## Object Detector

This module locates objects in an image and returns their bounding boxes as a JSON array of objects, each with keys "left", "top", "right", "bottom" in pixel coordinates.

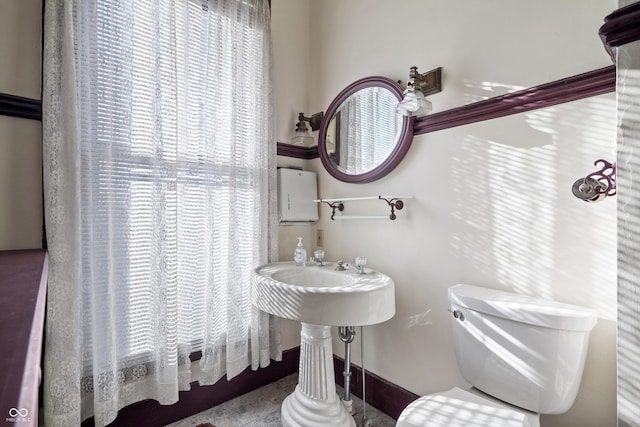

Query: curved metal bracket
[
  {"left": 321, "top": 200, "right": 344, "bottom": 220},
  {"left": 378, "top": 196, "right": 405, "bottom": 220},
  {"left": 584, "top": 159, "right": 616, "bottom": 196}
]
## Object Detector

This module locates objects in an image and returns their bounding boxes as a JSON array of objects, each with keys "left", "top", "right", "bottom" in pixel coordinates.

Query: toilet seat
[{"left": 396, "top": 387, "right": 539, "bottom": 427}]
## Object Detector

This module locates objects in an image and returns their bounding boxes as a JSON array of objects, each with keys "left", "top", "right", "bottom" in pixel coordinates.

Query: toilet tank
[{"left": 448, "top": 284, "right": 598, "bottom": 415}]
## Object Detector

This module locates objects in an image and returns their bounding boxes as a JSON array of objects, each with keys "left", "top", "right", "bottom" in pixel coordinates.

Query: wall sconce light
[
  {"left": 397, "top": 66, "right": 442, "bottom": 117},
  {"left": 290, "top": 111, "right": 324, "bottom": 147}
]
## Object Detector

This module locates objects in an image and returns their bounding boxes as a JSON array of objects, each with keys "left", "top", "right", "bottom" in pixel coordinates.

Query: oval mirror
[{"left": 318, "top": 76, "right": 414, "bottom": 183}]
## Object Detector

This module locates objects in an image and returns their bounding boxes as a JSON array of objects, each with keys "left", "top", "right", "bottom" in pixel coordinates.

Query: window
[{"left": 78, "top": 0, "right": 271, "bottom": 362}]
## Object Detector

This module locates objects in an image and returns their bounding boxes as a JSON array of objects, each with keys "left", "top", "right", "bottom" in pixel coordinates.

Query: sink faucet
[
  {"left": 335, "top": 257, "right": 366, "bottom": 273},
  {"left": 310, "top": 249, "right": 325, "bottom": 267}
]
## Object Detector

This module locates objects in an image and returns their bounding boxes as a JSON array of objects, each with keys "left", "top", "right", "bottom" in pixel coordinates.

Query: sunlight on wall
[
  {"left": 450, "top": 83, "right": 617, "bottom": 320},
  {"left": 617, "top": 49, "right": 640, "bottom": 426},
  {"left": 462, "top": 79, "right": 526, "bottom": 103}
]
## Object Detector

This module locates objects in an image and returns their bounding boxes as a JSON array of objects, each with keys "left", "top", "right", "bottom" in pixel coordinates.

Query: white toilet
[{"left": 397, "top": 284, "right": 598, "bottom": 427}]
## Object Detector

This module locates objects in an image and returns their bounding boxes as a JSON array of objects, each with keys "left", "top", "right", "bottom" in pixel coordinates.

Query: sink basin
[{"left": 252, "top": 261, "right": 395, "bottom": 326}]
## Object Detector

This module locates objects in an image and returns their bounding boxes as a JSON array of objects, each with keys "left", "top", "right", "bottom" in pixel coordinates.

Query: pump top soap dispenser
[{"left": 294, "top": 237, "right": 307, "bottom": 266}]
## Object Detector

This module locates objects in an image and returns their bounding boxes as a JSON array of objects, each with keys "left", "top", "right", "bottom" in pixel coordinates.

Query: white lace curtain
[{"left": 42, "top": 1, "right": 279, "bottom": 425}]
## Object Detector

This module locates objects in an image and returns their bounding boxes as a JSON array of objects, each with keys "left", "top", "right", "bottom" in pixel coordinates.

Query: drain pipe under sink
[{"left": 338, "top": 326, "right": 356, "bottom": 414}]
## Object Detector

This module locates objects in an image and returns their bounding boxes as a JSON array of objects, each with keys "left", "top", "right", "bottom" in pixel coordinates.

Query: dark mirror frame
[{"left": 318, "top": 76, "right": 415, "bottom": 184}]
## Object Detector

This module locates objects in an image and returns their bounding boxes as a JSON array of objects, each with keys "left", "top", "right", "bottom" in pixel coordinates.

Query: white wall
[
  {"left": 0, "top": 0, "right": 43, "bottom": 250},
  {"left": 272, "top": 0, "right": 313, "bottom": 350},
  {"left": 273, "top": 1, "right": 618, "bottom": 426}
]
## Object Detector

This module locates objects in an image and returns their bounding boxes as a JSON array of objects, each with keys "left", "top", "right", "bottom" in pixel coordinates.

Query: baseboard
[
  {"left": 82, "top": 347, "right": 300, "bottom": 427},
  {"left": 80, "top": 347, "right": 416, "bottom": 426},
  {"left": 333, "top": 355, "right": 419, "bottom": 420}
]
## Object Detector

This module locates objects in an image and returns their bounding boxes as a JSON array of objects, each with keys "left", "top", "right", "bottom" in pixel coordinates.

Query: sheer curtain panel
[{"left": 42, "top": 1, "right": 279, "bottom": 425}]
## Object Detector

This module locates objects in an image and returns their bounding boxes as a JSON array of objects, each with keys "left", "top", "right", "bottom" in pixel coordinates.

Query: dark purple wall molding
[
  {"left": 599, "top": 1, "right": 640, "bottom": 60},
  {"left": 413, "top": 66, "right": 615, "bottom": 136},
  {"left": 276, "top": 142, "right": 319, "bottom": 159},
  {"left": 82, "top": 347, "right": 300, "bottom": 427},
  {"left": 0, "top": 92, "right": 42, "bottom": 121},
  {"left": 333, "top": 356, "right": 419, "bottom": 421}
]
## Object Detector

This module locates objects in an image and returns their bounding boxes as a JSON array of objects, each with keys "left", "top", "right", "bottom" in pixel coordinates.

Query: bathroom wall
[
  {"left": 273, "top": 1, "right": 618, "bottom": 426},
  {"left": 0, "top": 0, "right": 43, "bottom": 250},
  {"left": 272, "top": 0, "right": 312, "bottom": 350},
  {"left": 0, "top": 1, "right": 621, "bottom": 424}
]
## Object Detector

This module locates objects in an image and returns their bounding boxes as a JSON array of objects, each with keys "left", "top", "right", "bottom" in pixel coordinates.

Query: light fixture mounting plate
[{"left": 416, "top": 67, "right": 442, "bottom": 97}]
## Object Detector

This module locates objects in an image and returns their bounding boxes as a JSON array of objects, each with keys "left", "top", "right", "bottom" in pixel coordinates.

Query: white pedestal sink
[{"left": 252, "top": 262, "right": 395, "bottom": 427}]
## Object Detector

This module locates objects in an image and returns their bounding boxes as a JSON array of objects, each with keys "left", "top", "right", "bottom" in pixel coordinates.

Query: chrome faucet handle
[
  {"left": 335, "top": 260, "right": 347, "bottom": 271},
  {"left": 312, "top": 249, "right": 325, "bottom": 266},
  {"left": 355, "top": 256, "right": 367, "bottom": 274}
]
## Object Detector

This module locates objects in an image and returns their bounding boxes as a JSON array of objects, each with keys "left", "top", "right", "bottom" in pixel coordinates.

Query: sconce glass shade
[
  {"left": 397, "top": 88, "right": 432, "bottom": 117},
  {"left": 290, "top": 111, "right": 323, "bottom": 147},
  {"left": 291, "top": 133, "right": 314, "bottom": 147},
  {"left": 291, "top": 123, "right": 314, "bottom": 147},
  {"left": 290, "top": 113, "right": 313, "bottom": 147}
]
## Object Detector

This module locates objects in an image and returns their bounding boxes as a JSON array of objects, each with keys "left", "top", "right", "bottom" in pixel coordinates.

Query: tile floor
[{"left": 166, "top": 373, "right": 397, "bottom": 427}]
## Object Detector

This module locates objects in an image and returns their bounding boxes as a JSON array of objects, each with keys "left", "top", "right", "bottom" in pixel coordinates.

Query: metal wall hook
[
  {"left": 572, "top": 159, "right": 616, "bottom": 202},
  {"left": 585, "top": 159, "right": 616, "bottom": 196}
]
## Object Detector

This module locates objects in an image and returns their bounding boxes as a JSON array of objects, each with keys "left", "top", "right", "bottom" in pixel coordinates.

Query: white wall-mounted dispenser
[{"left": 277, "top": 168, "right": 319, "bottom": 223}]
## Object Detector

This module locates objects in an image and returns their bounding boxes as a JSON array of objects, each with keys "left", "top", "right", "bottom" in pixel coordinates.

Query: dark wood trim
[
  {"left": 82, "top": 347, "right": 300, "bottom": 427},
  {"left": 599, "top": 1, "right": 640, "bottom": 60},
  {"left": 0, "top": 92, "right": 42, "bottom": 121},
  {"left": 333, "top": 356, "right": 419, "bottom": 421},
  {"left": 277, "top": 142, "right": 319, "bottom": 160},
  {"left": 413, "top": 65, "right": 615, "bottom": 136}
]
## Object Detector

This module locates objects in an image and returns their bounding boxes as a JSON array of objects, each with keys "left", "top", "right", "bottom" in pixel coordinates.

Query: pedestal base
[
  {"left": 281, "top": 385, "right": 356, "bottom": 427},
  {"left": 281, "top": 323, "right": 356, "bottom": 427}
]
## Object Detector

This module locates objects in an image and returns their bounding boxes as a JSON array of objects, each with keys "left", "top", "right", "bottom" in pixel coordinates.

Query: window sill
[{"left": 0, "top": 249, "right": 48, "bottom": 426}]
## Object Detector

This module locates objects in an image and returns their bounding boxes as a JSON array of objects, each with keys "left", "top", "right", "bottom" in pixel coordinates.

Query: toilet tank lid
[{"left": 448, "top": 284, "right": 598, "bottom": 332}]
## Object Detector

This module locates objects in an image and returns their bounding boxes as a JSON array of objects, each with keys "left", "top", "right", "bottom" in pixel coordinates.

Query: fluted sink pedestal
[{"left": 281, "top": 323, "right": 356, "bottom": 427}]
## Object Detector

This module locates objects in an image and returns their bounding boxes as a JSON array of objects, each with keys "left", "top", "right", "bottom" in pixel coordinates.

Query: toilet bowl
[{"left": 397, "top": 284, "right": 598, "bottom": 427}]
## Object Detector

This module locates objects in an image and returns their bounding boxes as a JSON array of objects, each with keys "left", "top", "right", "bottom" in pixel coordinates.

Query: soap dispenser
[{"left": 294, "top": 237, "right": 307, "bottom": 266}]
